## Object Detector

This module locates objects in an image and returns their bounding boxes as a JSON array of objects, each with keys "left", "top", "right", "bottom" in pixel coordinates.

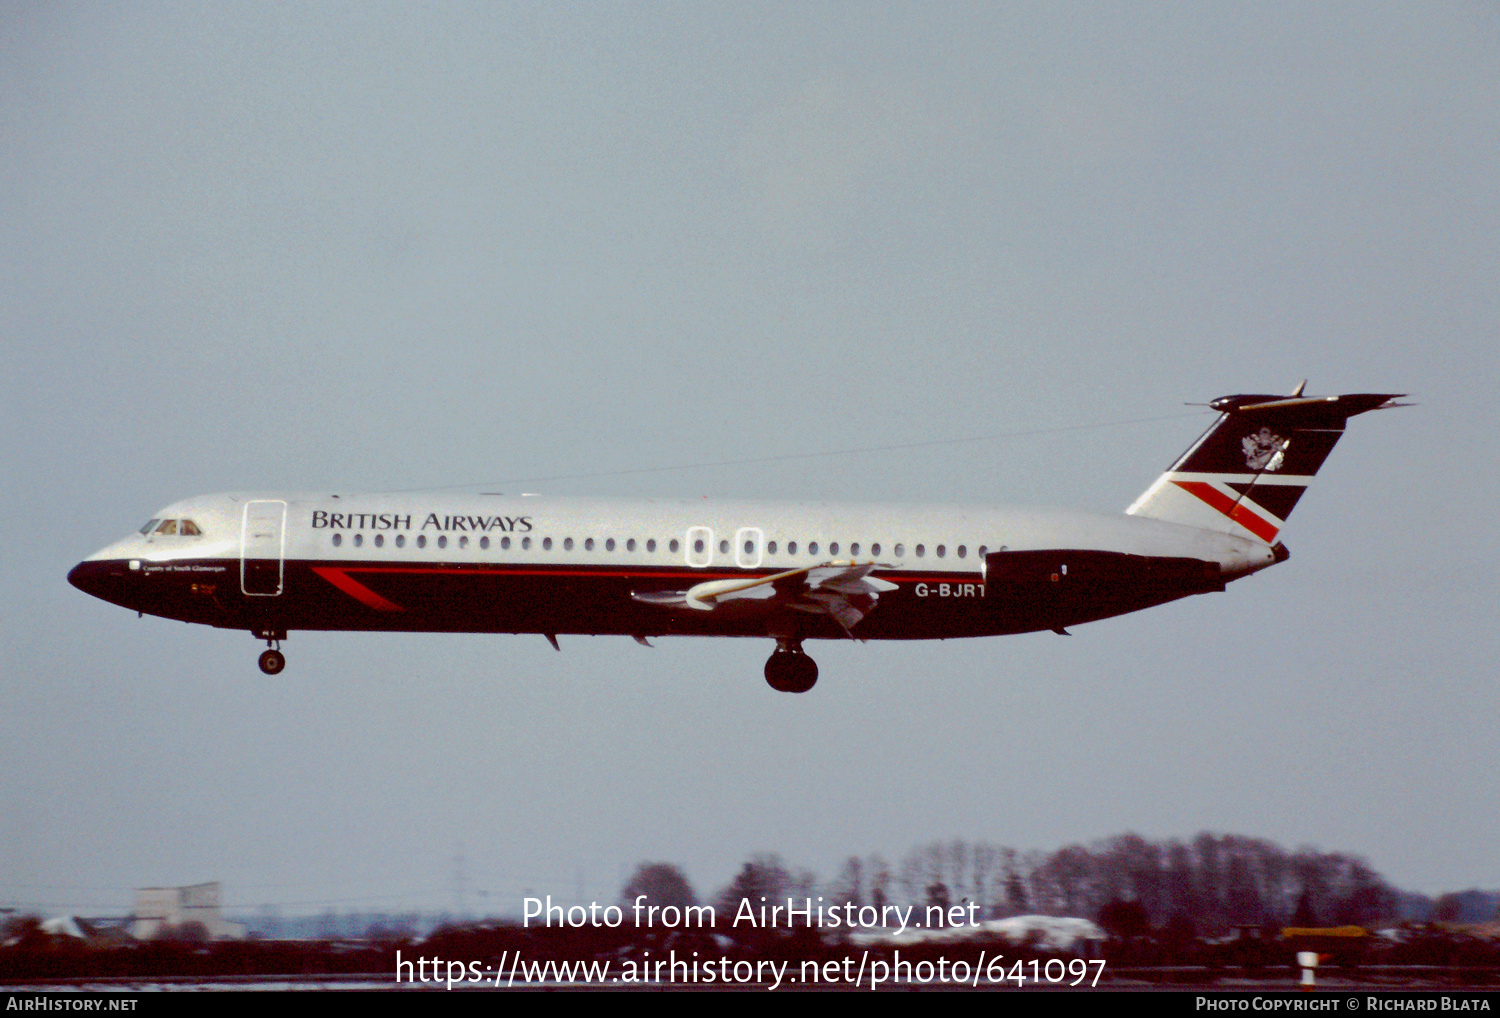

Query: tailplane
[{"left": 1127, "top": 388, "right": 1405, "bottom": 545}]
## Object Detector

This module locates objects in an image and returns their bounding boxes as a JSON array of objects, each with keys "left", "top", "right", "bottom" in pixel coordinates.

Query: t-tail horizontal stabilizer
[{"left": 1127, "top": 389, "right": 1405, "bottom": 545}]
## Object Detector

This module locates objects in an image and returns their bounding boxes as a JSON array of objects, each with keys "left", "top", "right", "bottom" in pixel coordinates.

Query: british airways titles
[{"left": 310, "top": 511, "right": 534, "bottom": 533}]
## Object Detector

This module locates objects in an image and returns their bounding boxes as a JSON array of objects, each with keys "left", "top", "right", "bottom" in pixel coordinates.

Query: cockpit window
[
  {"left": 147, "top": 518, "right": 202, "bottom": 537},
  {"left": 139, "top": 519, "right": 162, "bottom": 535}
]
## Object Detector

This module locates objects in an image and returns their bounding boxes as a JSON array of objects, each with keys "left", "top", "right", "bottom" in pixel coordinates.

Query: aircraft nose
[
  {"left": 68, "top": 558, "right": 133, "bottom": 606},
  {"left": 68, "top": 560, "right": 95, "bottom": 593}
]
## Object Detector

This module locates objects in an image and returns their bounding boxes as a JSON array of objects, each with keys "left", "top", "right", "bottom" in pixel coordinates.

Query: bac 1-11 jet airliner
[{"left": 69, "top": 388, "right": 1402, "bottom": 692}]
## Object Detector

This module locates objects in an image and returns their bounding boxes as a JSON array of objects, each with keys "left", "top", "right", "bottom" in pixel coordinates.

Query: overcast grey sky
[{"left": 3, "top": 2, "right": 1496, "bottom": 918}]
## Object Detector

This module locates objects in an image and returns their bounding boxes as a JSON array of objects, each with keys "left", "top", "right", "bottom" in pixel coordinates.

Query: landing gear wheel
[
  {"left": 765, "top": 653, "right": 792, "bottom": 692},
  {"left": 764, "top": 649, "right": 817, "bottom": 693},
  {"left": 787, "top": 653, "right": 817, "bottom": 693},
  {"left": 258, "top": 649, "right": 285, "bottom": 675}
]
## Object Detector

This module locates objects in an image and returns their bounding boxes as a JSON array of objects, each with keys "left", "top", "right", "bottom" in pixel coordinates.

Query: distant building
[{"left": 131, "top": 882, "right": 246, "bottom": 941}]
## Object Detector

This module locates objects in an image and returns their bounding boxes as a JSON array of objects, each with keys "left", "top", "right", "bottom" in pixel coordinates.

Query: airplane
[{"left": 68, "top": 387, "right": 1403, "bottom": 692}]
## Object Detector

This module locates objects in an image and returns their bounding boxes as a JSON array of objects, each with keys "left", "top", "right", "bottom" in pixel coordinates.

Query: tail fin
[{"left": 1127, "top": 389, "right": 1405, "bottom": 545}]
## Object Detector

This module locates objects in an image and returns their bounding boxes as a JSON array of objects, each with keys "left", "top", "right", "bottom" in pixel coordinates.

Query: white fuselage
[
  {"left": 72, "top": 490, "right": 1275, "bottom": 643},
  {"left": 67, "top": 388, "right": 1395, "bottom": 688}
]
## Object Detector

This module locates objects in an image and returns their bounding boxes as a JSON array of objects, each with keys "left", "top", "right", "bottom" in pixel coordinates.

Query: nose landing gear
[
  {"left": 255, "top": 629, "right": 287, "bottom": 675},
  {"left": 764, "top": 639, "right": 818, "bottom": 693}
]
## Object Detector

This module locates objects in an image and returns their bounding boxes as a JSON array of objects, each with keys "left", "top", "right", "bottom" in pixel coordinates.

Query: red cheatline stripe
[
  {"left": 310, "top": 563, "right": 969, "bottom": 609},
  {"left": 321, "top": 565, "right": 970, "bottom": 584},
  {"left": 311, "top": 567, "right": 406, "bottom": 612},
  {"left": 1172, "top": 481, "right": 1280, "bottom": 543}
]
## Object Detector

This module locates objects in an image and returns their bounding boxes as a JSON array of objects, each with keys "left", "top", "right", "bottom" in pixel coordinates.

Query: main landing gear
[
  {"left": 255, "top": 629, "right": 287, "bottom": 675},
  {"left": 764, "top": 639, "right": 818, "bottom": 693}
]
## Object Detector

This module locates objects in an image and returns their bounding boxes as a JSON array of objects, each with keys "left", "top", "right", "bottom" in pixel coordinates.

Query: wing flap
[{"left": 631, "top": 561, "right": 897, "bottom": 634}]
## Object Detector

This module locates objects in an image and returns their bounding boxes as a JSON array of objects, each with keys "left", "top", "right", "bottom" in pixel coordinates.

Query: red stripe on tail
[{"left": 1172, "top": 481, "right": 1281, "bottom": 543}]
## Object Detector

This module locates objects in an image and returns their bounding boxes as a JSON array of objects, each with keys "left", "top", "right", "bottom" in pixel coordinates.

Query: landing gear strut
[
  {"left": 255, "top": 629, "right": 287, "bottom": 675},
  {"left": 764, "top": 639, "right": 817, "bottom": 693}
]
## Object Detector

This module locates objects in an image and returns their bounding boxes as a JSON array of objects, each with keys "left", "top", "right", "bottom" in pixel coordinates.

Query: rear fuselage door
[{"left": 241, "top": 500, "right": 287, "bottom": 595}]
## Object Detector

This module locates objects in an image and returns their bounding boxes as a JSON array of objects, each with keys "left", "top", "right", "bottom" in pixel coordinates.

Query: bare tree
[
  {"left": 867, "top": 854, "right": 892, "bottom": 912},
  {"left": 715, "top": 853, "right": 793, "bottom": 916},
  {"left": 828, "top": 856, "right": 864, "bottom": 908},
  {"left": 620, "top": 862, "right": 697, "bottom": 911},
  {"left": 1036, "top": 844, "right": 1095, "bottom": 916},
  {"left": 971, "top": 841, "right": 999, "bottom": 918}
]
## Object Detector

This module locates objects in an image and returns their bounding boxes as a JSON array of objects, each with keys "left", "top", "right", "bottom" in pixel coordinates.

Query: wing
[{"left": 631, "top": 562, "right": 899, "bottom": 637}]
